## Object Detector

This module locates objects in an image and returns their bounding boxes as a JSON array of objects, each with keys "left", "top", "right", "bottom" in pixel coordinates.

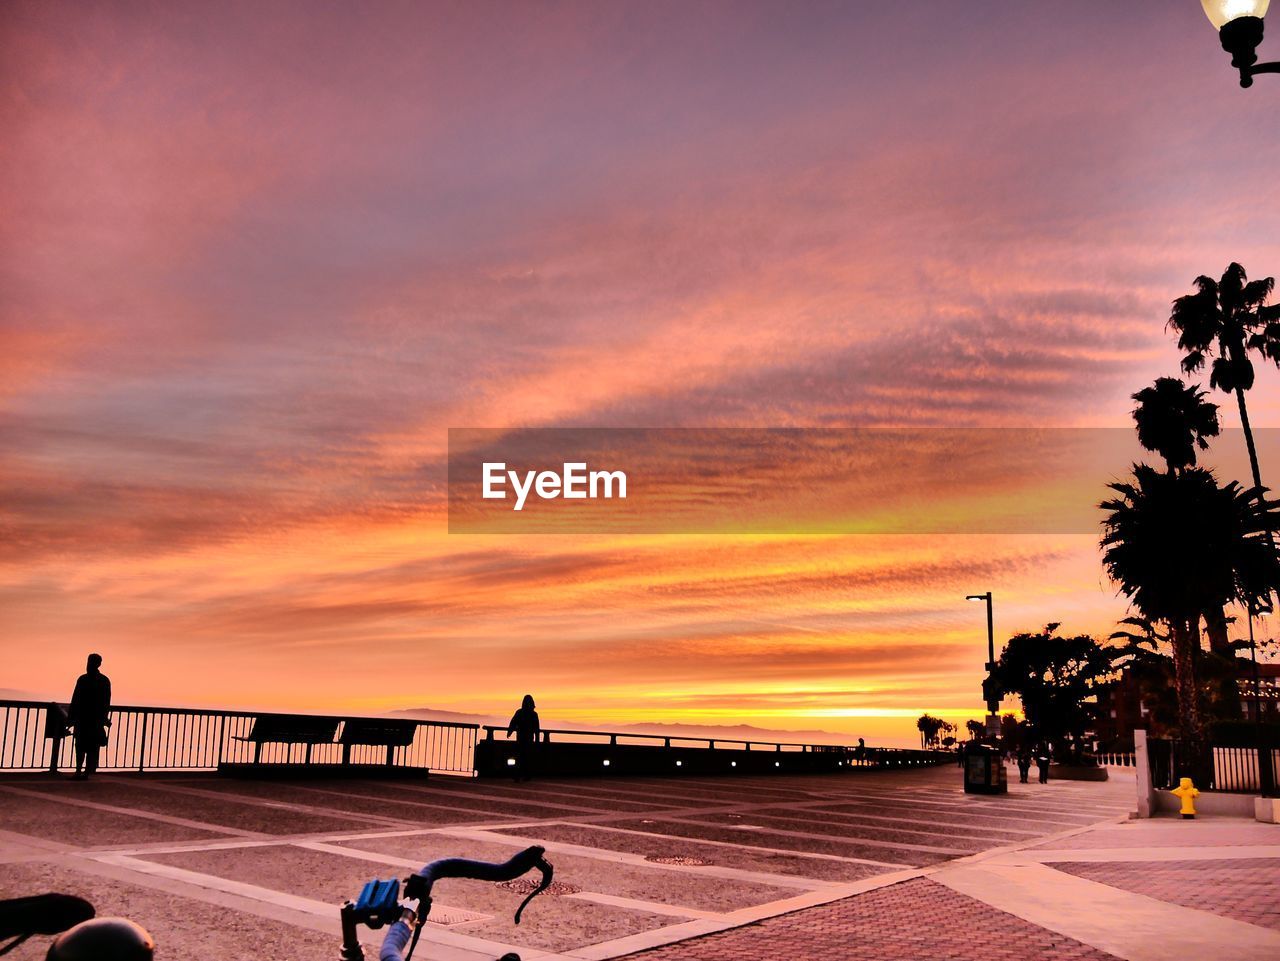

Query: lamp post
[
  {"left": 966, "top": 592, "right": 1001, "bottom": 738},
  {"left": 1248, "top": 604, "right": 1277, "bottom": 797},
  {"left": 1201, "top": 1, "right": 1280, "bottom": 86}
]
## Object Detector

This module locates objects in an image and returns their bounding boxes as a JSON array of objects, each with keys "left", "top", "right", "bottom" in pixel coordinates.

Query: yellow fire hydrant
[{"left": 1171, "top": 777, "right": 1199, "bottom": 819}]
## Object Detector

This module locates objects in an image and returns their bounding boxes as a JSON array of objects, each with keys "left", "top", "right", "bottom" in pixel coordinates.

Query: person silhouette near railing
[
  {"left": 506, "top": 695, "right": 540, "bottom": 783},
  {"left": 67, "top": 654, "right": 111, "bottom": 780}
]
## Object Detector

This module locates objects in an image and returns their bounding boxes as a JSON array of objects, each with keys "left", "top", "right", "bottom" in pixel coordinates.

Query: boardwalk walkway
[{"left": 0, "top": 764, "right": 1197, "bottom": 960}]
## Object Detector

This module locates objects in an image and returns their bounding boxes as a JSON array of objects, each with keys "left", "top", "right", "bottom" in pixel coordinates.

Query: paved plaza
[{"left": 1, "top": 765, "right": 1275, "bottom": 960}]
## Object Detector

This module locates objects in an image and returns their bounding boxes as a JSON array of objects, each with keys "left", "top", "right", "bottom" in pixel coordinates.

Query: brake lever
[{"left": 513, "top": 858, "right": 553, "bottom": 925}]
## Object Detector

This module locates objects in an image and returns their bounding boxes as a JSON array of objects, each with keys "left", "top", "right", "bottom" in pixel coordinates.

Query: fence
[
  {"left": 0, "top": 700, "right": 477, "bottom": 776},
  {"left": 1147, "top": 736, "right": 1280, "bottom": 793},
  {"left": 1096, "top": 751, "right": 1137, "bottom": 767},
  {"left": 1, "top": 698, "right": 951, "bottom": 780}
]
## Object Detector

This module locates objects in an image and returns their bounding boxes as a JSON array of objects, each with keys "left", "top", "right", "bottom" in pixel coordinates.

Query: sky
[{"left": 3, "top": 1, "right": 1280, "bottom": 746}]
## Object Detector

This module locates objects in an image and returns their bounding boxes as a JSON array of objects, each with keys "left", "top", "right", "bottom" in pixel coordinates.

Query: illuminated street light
[{"left": 1202, "top": 0, "right": 1279, "bottom": 86}]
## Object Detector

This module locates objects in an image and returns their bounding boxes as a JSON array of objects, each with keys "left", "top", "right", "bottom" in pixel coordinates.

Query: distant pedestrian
[
  {"left": 506, "top": 694, "right": 540, "bottom": 782},
  {"left": 854, "top": 737, "right": 866, "bottom": 763},
  {"left": 957, "top": 741, "right": 967, "bottom": 767},
  {"left": 1016, "top": 753, "right": 1032, "bottom": 784},
  {"left": 68, "top": 654, "right": 111, "bottom": 780},
  {"left": 1035, "top": 751, "right": 1050, "bottom": 784}
]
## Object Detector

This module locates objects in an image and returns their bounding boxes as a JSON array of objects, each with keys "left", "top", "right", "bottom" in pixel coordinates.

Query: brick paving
[
  {"left": 1054, "top": 859, "right": 1280, "bottom": 933},
  {"left": 624, "top": 878, "right": 1123, "bottom": 961},
  {"left": 0, "top": 766, "right": 1144, "bottom": 959}
]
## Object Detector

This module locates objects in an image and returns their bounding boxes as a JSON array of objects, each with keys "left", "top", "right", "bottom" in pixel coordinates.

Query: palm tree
[
  {"left": 1131, "top": 378, "right": 1233, "bottom": 652},
  {"left": 1168, "top": 263, "right": 1279, "bottom": 499},
  {"left": 916, "top": 713, "right": 944, "bottom": 749},
  {"left": 1131, "top": 378, "right": 1220, "bottom": 475},
  {"left": 1100, "top": 465, "right": 1276, "bottom": 757}
]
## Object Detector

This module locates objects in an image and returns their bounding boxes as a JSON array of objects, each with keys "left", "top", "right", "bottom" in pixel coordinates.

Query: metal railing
[
  {"left": 1146, "top": 736, "right": 1279, "bottom": 793},
  {"left": 1096, "top": 751, "right": 1137, "bottom": 767},
  {"left": 481, "top": 725, "right": 952, "bottom": 767},
  {"left": 0, "top": 700, "right": 477, "bottom": 776}
]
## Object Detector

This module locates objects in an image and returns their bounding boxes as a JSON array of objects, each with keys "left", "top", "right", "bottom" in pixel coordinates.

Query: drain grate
[
  {"left": 645, "top": 855, "right": 712, "bottom": 866},
  {"left": 426, "top": 906, "right": 493, "bottom": 927},
  {"left": 496, "top": 878, "right": 581, "bottom": 896}
]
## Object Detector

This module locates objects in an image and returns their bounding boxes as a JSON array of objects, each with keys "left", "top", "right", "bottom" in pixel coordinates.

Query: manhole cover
[
  {"left": 426, "top": 906, "right": 493, "bottom": 927},
  {"left": 496, "top": 878, "right": 580, "bottom": 896},
  {"left": 645, "top": 855, "right": 712, "bottom": 866}
]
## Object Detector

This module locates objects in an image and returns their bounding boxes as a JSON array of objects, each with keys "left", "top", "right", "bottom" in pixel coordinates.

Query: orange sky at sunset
[{"left": 4, "top": 2, "right": 1280, "bottom": 746}]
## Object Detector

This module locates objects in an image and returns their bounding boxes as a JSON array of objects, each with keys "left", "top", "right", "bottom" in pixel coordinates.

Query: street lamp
[
  {"left": 1202, "top": 0, "right": 1280, "bottom": 86},
  {"left": 966, "top": 592, "right": 1001, "bottom": 736}
]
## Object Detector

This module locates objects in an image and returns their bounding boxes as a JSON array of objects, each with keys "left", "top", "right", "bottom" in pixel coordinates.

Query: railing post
[
  {"left": 137, "top": 713, "right": 148, "bottom": 773},
  {"left": 215, "top": 715, "right": 227, "bottom": 770},
  {"left": 46, "top": 702, "right": 64, "bottom": 774}
]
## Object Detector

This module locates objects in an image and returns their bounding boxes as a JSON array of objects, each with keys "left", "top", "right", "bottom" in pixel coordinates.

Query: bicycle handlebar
[
  {"left": 406, "top": 845, "right": 552, "bottom": 923},
  {"left": 339, "top": 845, "right": 553, "bottom": 961}
]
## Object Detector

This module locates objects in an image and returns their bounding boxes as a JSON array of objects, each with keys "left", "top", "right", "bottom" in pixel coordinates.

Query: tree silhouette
[
  {"left": 1131, "top": 378, "right": 1220, "bottom": 475},
  {"left": 1100, "top": 465, "right": 1277, "bottom": 759},
  {"left": 1168, "top": 263, "right": 1279, "bottom": 508},
  {"left": 991, "top": 623, "right": 1118, "bottom": 758},
  {"left": 1131, "top": 377, "right": 1233, "bottom": 653},
  {"left": 915, "top": 713, "right": 945, "bottom": 749}
]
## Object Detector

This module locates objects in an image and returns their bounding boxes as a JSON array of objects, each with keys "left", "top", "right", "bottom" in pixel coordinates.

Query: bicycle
[{"left": 339, "top": 844, "right": 554, "bottom": 961}]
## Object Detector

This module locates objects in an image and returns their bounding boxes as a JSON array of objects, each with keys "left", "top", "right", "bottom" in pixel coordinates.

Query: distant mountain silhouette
[{"left": 390, "top": 707, "right": 853, "bottom": 746}]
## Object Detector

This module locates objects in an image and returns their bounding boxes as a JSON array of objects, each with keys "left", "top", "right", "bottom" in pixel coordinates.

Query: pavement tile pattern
[
  {"left": 623, "top": 877, "right": 1124, "bottom": 961},
  {"left": 1053, "top": 858, "right": 1280, "bottom": 932},
  {"left": 0, "top": 765, "right": 1138, "bottom": 960}
]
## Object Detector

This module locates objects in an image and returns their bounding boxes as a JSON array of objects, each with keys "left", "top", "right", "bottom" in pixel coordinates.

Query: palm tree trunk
[
  {"left": 1204, "top": 604, "right": 1232, "bottom": 655},
  {"left": 1171, "top": 616, "right": 1210, "bottom": 785},
  {"left": 1236, "top": 388, "right": 1265, "bottom": 493},
  {"left": 1171, "top": 616, "right": 1204, "bottom": 738}
]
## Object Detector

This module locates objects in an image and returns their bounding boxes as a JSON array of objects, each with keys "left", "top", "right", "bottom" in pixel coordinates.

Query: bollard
[{"left": 1171, "top": 776, "right": 1199, "bottom": 819}]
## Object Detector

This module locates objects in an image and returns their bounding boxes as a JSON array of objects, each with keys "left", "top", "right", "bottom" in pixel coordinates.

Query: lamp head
[
  {"left": 1202, "top": 0, "right": 1270, "bottom": 29},
  {"left": 1203, "top": 2, "right": 1270, "bottom": 84}
]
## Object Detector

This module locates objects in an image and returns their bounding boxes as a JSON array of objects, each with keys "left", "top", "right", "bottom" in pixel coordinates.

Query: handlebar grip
[
  {"left": 405, "top": 846, "right": 553, "bottom": 926},
  {"left": 412, "top": 845, "right": 546, "bottom": 889}
]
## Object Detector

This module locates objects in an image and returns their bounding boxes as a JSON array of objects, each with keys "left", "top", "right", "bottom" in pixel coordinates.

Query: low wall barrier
[{"left": 474, "top": 726, "right": 952, "bottom": 778}]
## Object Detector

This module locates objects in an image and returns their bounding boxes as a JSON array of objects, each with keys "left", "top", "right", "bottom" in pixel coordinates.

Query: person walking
[
  {"left": 1016, "top": 752, "right": 1032, "bottom": 784},
  {"left": 506, "top": 694, "right": 540, "bottom": 783},
  {"left": 68, "top": 653, "right": 111, "bottom": 780}
]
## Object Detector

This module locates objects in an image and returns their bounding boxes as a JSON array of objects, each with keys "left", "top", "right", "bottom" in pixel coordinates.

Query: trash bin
[{"left": 963, "top": 744, "right": 1007, "bottom": 795}]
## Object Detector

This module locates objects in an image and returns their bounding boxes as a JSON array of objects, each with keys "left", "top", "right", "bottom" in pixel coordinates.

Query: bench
[
  {"left": 340, "top": 718, "right": 418, "bottom": 767},
  {"left": 234, "top": 715, "right": 339, "bottom": 765}
]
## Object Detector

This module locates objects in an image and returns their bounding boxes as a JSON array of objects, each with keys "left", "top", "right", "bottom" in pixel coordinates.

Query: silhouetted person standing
[
  {"left": 68, "top": 654, "right": 111, "bottom": 780},
  {"left": 506, "top": 694, "right": 540, "bottom": 783},
  {"left": 1035, "top": 750, "right": 1050, "bottom": 784},
  {"left": 1016, "top": 752, "right": 1032, "bottom": 784}
]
